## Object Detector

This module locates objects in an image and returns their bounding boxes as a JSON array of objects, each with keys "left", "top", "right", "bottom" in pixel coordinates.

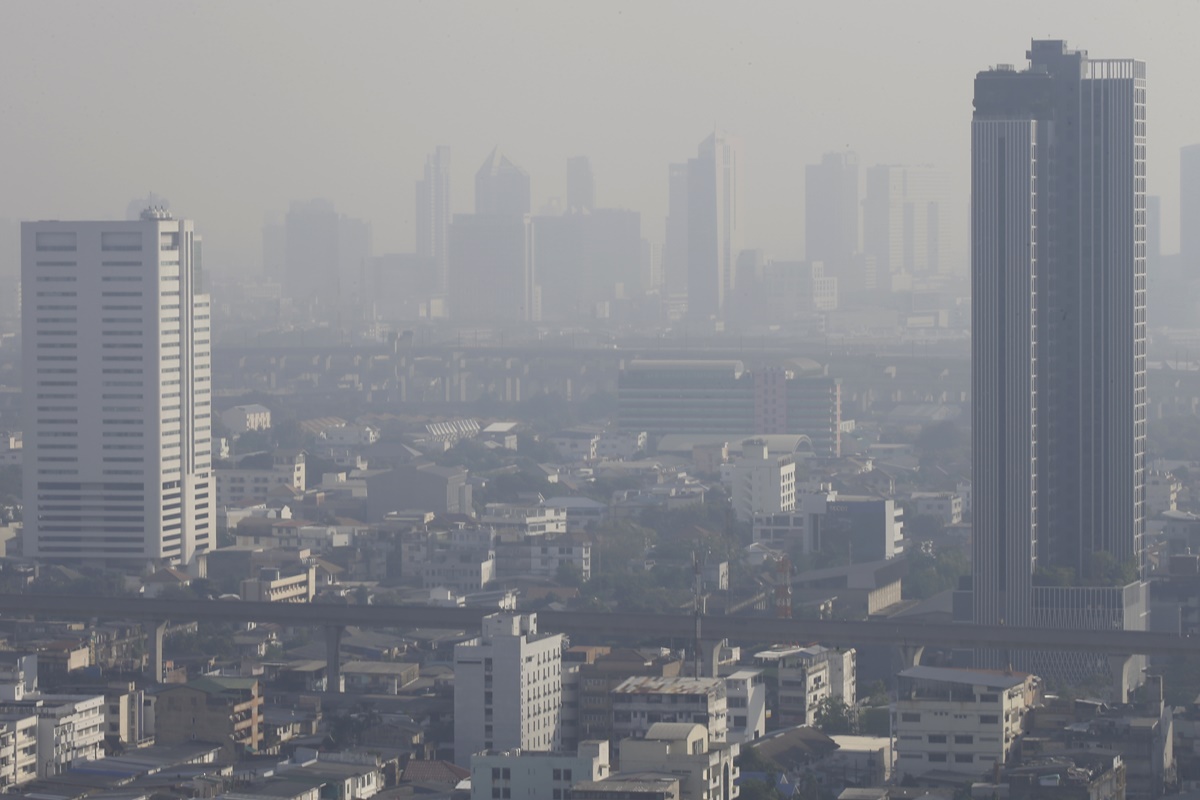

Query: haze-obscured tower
[
  {"left": 475, "top": 147, "right": 531, "bottom": 218},
  {"left": 284, "top": 199, "right": 340, "bottom": 313},
  {"left": 417, "top": 146, "right": 451, "bottom": 292},
  {"left": 22, "top": 210, "right": 212, "bottom": 565},
  {"left": 566, "top": 156, "right": 595, "bottom": 212},
  {"left": 687, "top": 131, "right": 743, "bottom": 321},
  {"left": 1180, "top": 145, "right": 1200, "bottom": 270},
  {"left": 449, "top": 149, "right": 536, "bottom": 322},
  {"left": 971, "top": 41, "right": 1146, "bottom": 676},
  {"left": 805, "top": 152, "right": 859, "bottom": 267}
]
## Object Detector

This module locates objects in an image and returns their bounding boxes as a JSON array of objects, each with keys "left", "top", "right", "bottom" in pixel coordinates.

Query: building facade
[
  {"left": 892, "top": 666, "right": 1039, "bottom": 779},
  {"left": 454, "top": 613, "right": 564, "bottom": 766},
  {"left": 970, "top": 40, "right": 1147, "bottom": 683},
  {"left": 22, "top": 212, "right": 213, "bottom": 565}
]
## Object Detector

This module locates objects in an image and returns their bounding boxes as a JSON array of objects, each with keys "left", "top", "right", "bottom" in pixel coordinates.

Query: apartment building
[
  {"left": 611, "top": 677, "right": 728, "bottom": 747},
  {"left": 892, "top": 666, "right": 1040, "bottom": 778},
  {"left": 469, "top": 740, "right": 611, "bottom": 800},
  {"left": 454, "top": 613, "right": 564, "bottom": 766}
]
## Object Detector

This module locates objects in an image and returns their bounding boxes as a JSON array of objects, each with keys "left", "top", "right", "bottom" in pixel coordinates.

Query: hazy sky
[{"left": 3, "top": 1, "right": 1199, "bottom": 272}]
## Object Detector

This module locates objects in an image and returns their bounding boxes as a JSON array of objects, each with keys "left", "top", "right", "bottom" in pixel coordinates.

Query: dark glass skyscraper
[{"left": 970, "top": 41, "right": 1147, "bottom": 679}]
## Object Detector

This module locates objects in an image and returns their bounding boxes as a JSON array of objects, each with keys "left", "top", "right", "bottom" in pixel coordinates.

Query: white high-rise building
[
  {"left": 22, "top": 210, "right": 213, "bottom": 565},
  {"left": 730, "top": 439, "right": 796, "bottom": 523},
  {"left": 454, "top": 612, "right": 563, "bottom": 766}
]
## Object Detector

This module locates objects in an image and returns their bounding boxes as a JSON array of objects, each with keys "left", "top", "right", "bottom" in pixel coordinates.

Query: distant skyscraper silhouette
[
  {"left": 863, "top": 164, "right": 949, "bottom": 281},
  {"left": 566, "top": 156, "right": 595, "bottom": 212},
  {"left": 663, "top": 162, "right": 690, "bottom": 307},
  {"left": 475, "top": 147, "right": 531, "bottom": 217},
  {"left": 805, "top": 152, "right": 859, "bottom": 267},
  {"left": 284, "top": 199, "right": 340, "bottom": 313},
  {"left": 970, "top": 40, "right": 1146, "bottom": 681},
  {"left": 686, "top": 131, "right": 743, "bottom": 322},
  {"left": 1180, "top": 145, "right": 1200, "bottom": 270},
  {"left": 416, "top": 146, "right": 451, "bottom": 293}
]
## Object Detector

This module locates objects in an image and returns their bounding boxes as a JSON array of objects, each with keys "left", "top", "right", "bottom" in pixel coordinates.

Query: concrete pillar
[
  {"left": 699, "top": 639, "right": 725, "bottom": 678},
  {"left": 898, "top": 644, "right": 925, "bottom": 669},
  {"left": 326, "top": 625, "right": 344, "bottom": 693},
  {"left": 1106, "top": 653, "right": 1132, "bottom": 704},
  {"left": 143, "top": 620, "right": 167, "bottom": 683}
]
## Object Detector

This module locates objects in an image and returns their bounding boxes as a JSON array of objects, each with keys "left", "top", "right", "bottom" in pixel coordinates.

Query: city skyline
[{"left": 4, "top": 2, "right": 1200, "bottom": 274}]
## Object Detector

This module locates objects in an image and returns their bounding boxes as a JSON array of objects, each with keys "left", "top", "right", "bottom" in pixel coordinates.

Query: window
[
  {"left": 927, "top": 734, "right": 946, "bottom": 743},
  {"left": 980, "top": 693, "right": 999, "bottom": 703},
  {"left": 928, "top": 753, "right": 947, "bottom": 763},
  {"left": 955, "top": 734, "right": 974, "bottom": 744},
  {"left": 901, "top": 712, "right": 921, "bottom": 723},
  {"left": 980, "top": 714, "right": 999, "bottom": 724},
  {"left": 955, "top": 754, "right": 974, "bottom": 763}
]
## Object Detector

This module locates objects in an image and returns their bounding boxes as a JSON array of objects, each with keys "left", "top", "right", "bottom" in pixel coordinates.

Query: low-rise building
[
  {"left": 0, "top": 694, "right": 105, "bottom": 777},
  {"left": 469, "top": 740, "right": 611, "bottom": 800},
  {"left": 611, "top": 677, "right": 728, "bottom": 748},
  {"left": 910, "top": 492, "right": 964, "bottom": 526},
  {"left": 217, "top": 451, "right": 306, "bottom": 509},
  {"left": 240, "top": 564, "right": 316, "bottom": 603},
  {"left": 0, "top": 714, "right": 38, "bottom": 788},
  {"left": 220, "top": 404, "right": 272, "bottom": 434},
  {"left": 155, "top": 676, "right": 264, "bottom": 759},
  {"left": 892, "top": 666, "right": 1040, "bottom": 779},
  {"left": 723, "top": 669, "right": 767, "bottom": 744},
  {"left": 618, "top": 722, "right": 739, "bottom": 800}
]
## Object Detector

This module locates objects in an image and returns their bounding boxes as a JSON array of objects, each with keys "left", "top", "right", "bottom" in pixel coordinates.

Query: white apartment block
[
  {"left": 220, "top": 404, "right": 271, "bottom": 434},
  {"left": 240, "top": 565, "right": 316, "bottom": 602},
  {"left": 1147, "top": 471, "right": 1181, "bottom": 517},
  {"left": 216, "top": 451, "right": 306, "bottom": 509},
  {"left": 454, "top": 613, "right": 564, "bottom": 766},
  {"left": 731, "top": 440, "right": 796, "bottom": 523},
  {"left": 754, "top": 645, "right": 856, "bottom": 727},
  {"left": 482, "top": 503, "right": 567, "bottom": 536},
  {"left": 611, "top": 677, "right": 728, "bottom": 747},
  {"left": 619, "top": 722, "right": 740, "bottom": 800},
  {"left": 723, "top": 669, "right": 767, "bottom": 744},
  {"left": 0, "top": 694, "right": 105, "bottom": 777},
  {"left": 596, "top": 431, "right": 647, "bottom": 461},
  {"left": 910, "top": 492, "right": 964, "bottom": 526},
  {"left": 547, "top": 430, "right": 601, "bottom": 463},
  {"left": 0, "top": 714, "right": 37, "bottom": 789},
  {"left": 892, "top": 666, "right": 1039, "bottom": 778},
  {"left": 22, "top": 212, "right": 213, "bottom": 565},
  {"left": 470, "top": 740, "right": 611, "bottom": 800}
]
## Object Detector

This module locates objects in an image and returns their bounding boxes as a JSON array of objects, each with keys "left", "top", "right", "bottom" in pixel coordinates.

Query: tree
[{"left": 812, "top": 696, "right": 858, "bottom": 735}]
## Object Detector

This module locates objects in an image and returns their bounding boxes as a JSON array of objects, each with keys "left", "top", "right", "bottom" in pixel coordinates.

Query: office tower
[
  {"left": 337, "top": 215, "right": 373, "bottom": 314},
  {"left": 261, "top": 213, "right": 284, "bottom": 281},
  {"left": 863, "top": 164, "right": 951, "bottom": 281},
  {"left": 283, "top": 198, "right": 339, "bottom": 313},
  {"left": 566, "top": 155, "right": 595, "bottom": 212},
  {"left": 454, "top": 613, "right": 563, "bottom": 766},
  {"left": 971, "top": 41, "right": 1146, "bottom": 675},
  {"left": 687, "top": 131, "right": 744, "bottom": 321},
  {"left": 1181, "top": 145, "right": 1200, "bottom": 270},
  {"left": 416, "top": 145, "right": 451, "bottom": 292},
  {"left": 475, "top": 147, "right": 531, "bottom": 217},
  {"left": 534, "top": 208, "right": 641, "bottom": 320},
  {"left": 805, "top": 152, "right": 859, "bottom": 267},
  {"left": 22, "top": 209, "right": 212, "bottom": 565},
  {"left": 448, "top": 213, "right": 535, "bottom": 323},
  {"left": 663, "top": 162, "right": 690, "bottom": 305}
]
